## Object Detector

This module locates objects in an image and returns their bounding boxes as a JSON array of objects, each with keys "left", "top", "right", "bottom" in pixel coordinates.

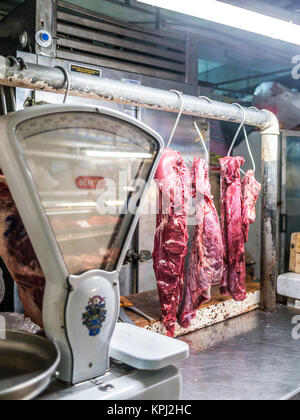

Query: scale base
[{"left": 38, "top": 362, "right": 182, "bottom": 400}]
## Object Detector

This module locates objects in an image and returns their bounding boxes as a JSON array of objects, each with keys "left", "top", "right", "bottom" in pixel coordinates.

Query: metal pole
[
  {"left": 0, "top": 85, "right": 7, "bottom": 115},
  {"left": 0, "top": 55, "right": 270, "bottom": 127},
  {"left": 260, "top": 112, "right": 280, "bottom": 313}
]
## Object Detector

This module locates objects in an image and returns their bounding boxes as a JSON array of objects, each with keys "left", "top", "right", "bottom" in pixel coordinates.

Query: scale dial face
[{"left": 15, "top": 111, "right": 159, "bottom": 275}]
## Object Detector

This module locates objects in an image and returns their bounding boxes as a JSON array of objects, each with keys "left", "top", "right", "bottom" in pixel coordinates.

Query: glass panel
[
  {"left": 15, "top": 112, "right": 159, "bottom": 275},
  {"left": 285, "top": 136, "right": 300, "bottom": 270}
]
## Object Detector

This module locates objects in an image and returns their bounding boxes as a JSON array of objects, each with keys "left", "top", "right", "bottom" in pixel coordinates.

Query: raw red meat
[
  {"left": 0, "top": 175, "right": 107, "bottom": 328},
  {"left": 152, "top": 148, "right": 190, "bottom": 337},
  {"left": 220, "top": 156, "right": 247, "bottom": 301},
  {"left": 242, "top": 170, "right": 261, "bottom": 242},
  {"left": 0, "top": 175, "right": 45, "bottom": 327},
  {"left": 178, "top": 158, "right": 223, "bottom": 328}
]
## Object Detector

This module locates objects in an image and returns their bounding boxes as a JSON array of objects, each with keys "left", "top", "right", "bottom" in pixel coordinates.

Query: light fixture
[
  {"left": 137, "top": 0, "right": 300, "bottom": 46},
  {"left": 85, "top": 151, "right": 153, "bottom": 159},
  {"left": 25, "top": 149, "right": 153, "bottom": 160}
]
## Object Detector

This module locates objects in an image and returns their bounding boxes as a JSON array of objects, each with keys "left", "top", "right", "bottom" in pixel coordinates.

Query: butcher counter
[
  {"left": 178, "top": 305, "right": 300, "bottom": 400},
  {"left": 1, "top": 304, "right": 299, "bottom": 400}
]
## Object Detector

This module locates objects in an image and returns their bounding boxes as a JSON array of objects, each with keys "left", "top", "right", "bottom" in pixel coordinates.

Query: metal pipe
[
  {"left": 0, "top": 55, "right": 270, "bottom": 128},
  {"left": 260, "top": 111, "right": 280, "bottom": 313}
]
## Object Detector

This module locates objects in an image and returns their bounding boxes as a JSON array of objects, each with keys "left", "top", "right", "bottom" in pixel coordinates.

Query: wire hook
[
  {"left": 193, "top": 120, "right": 209, "bottom": 163},
  {"left": 227, "top": 103, "right": 247, "bottom": 157},
  {"left": 228, "top": 103, "right": 256, "bottom": 174},
  {"left": 198, "top": 96, "right": 213, "bottom": 103},
  {"left": 167, "top": 90, "right": 184, "bottom": 148},
  {"left": 243, "top": 126, "right": 256, "bottom": 174},
  {"left": 55, "top": 66, "right": 70, "bottom": 104}
]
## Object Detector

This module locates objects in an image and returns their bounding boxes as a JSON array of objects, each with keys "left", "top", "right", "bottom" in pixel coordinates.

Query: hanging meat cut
[
  {"left": 220, "top": 156, "right": 246, "bottom": 301},
  {"left": 242, "top": 170, "right": 261, "bottom": 242},
  {"left": 152, "top": 148, "right": 190, "bottom": 337},
  {"left": 0, "top": 175, "right": 45, "bottom": 327},
  {"left": 0, "top": 175, "right": 109, "bottom": 328},
  {"left": 178, "top": 158, "right": 223, "bottom": 328},
  {"left": 220, "top": 157, "right": 261, "bottom": 301}
]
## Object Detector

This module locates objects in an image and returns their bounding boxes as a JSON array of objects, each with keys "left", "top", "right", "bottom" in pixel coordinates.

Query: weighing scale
[{"left": 0, "top": 105, "right": 189, "bottom": 400}]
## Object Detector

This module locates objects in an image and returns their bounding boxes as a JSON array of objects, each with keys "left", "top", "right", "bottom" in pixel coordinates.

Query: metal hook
[
  {"left": 228, "top": 103, "right": 256, "bottom": 174},
  {"left": 193, "top": 120, "right": 209, "bottom": 163},
  {"left": 167, "top": 90, "right": 184, "bottom": 148},
  {"left": 6, "top": 56, "right": 28, "bottom": 71},
  {"left": 7, "top": 56, "right": 19, "bottom": 68},
  {"left": 243, "top": 126, "right": 256, "bottom": 173},
  {"left": 198, "top": 96, "right": 213, "bottom": 103},
  {"left": 227, "top": 103, "right": 247, "bottom": 157},
  {"left": 17, "top": 57, "right": 28, "bottom": 70},
  {"left": 249, "top": 105, "right": 272, "bottom": 128},
  {"left": 55, "top": 66, "right": 70, "bottom": 104}
]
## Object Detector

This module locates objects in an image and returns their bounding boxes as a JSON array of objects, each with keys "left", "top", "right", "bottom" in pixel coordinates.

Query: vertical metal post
[
  {"left": 280, "top": 131, "right": 287, "bottom": 275},
  {"left": 260, "top": 111, "right": 280, "bottom": 312},
  {"left": 0, "top": 86, "right": 7, "bottom": 115},
  {"left": 35, "top": 0, "right": 56, "bottom": 57}
]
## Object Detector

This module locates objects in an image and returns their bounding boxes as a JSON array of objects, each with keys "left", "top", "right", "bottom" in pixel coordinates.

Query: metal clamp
[
  {"left": 98, "top": 384, "right": 115, "bottom": 392},
  {"left": 7, "top": 56, "right": 28, "bottom": 70}
]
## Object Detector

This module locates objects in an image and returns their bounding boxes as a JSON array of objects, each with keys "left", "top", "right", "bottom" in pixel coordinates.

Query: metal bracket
[
  {"left": 125, "top": 249, "right": 152, "bottom": 264},
  {"left": 280, "top": 214, "right": 288, "bottom": 233}
]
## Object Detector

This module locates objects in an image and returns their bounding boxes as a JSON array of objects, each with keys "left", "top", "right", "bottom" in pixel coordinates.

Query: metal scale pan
[{"left": 0, "top": 330, "right": 60, "bottom": 400}]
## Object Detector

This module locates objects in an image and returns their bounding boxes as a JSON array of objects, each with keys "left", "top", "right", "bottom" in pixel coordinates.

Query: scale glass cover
[{"left": 15, "top": 107, "right": 160, "bottom": 274}]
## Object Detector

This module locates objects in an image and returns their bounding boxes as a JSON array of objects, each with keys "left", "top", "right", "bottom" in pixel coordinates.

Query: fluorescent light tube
[
  {"left": 137, "top": 0, "right": 300, "bottom": 46},
  {"left": 85, "top": 151, "right": 153, "bottom": 159},
  {"left": 25, "top": 150, "right": 152, "bottom": 160}
]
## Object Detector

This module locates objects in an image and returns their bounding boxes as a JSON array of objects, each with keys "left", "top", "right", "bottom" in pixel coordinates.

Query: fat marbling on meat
[
  {"left": 242, "top": 170, "right": 262, "bottom": 242},
  {"left": 220, "top": 157, "right": 261, "bottom": 301},
  {"left": 220, "top": 156, "right": 246, "bottom": 301},
  {"left": 0, "top": 175, "right": 45, "bottom": 327},
  {"left": 178, "top": 158, "right": 223, "bottom": 328},
  {"left": 152, "top": 148, "right": 190, "bottom": 337},
  {"left": 0, "top": 174, "right": 115, "bottom": 329}
]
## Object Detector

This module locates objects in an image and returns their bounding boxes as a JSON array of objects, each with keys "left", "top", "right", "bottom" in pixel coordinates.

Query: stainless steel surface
[
  {"left": 39, "top": 362, "right": 182, "bottom": 400},
  {"left": 179, "top": 305, "right": 300, "bottom": 400},
  {"left": 0, "top": 54, "right": 270, "bottom": 128},
  {"left": 0, "top": 330, "right": 60, "bottom": 400}
]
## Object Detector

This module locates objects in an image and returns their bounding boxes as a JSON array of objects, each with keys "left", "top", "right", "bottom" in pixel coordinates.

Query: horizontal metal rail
[
  {"left": 0, "top": 54, "right": 279, "bottom": 313},
  {"left": 0, "top": 55, "right": 270, "bottom": 128}
]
